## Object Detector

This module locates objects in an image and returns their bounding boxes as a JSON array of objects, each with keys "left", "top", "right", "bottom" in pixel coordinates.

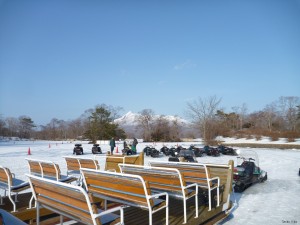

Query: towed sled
[
  {"left": 233, "top": 150, "right": 267, "bottom": 192},
  {"left": 169, "top": 149, "right": 198, "bottom": 162}
]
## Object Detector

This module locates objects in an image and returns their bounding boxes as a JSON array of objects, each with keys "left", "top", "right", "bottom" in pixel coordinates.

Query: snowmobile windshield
[{"left": 237, "top": 150, "right": 259, "bottom": 167}]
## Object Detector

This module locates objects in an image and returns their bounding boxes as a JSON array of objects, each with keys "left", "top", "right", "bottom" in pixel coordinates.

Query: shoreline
[{"left": 223, "top": 142, "right": 300, "bottom": 149}]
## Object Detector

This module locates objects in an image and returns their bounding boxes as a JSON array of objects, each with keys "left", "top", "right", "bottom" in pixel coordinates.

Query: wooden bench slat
[
  {"left": 81, "top": 168, "right": 168, "bottom": 225},
  {"left": 148, "top": 161, "right": 222, "bottom": 212},
  {"left": 26, "top": 159, "right": 75, "bottom": 183},
  {"left": 119, "top": 164, "right": 198, "bottom": 224},
  {"left": 28, "top": 174, "right": 123, "bottom": 225}
]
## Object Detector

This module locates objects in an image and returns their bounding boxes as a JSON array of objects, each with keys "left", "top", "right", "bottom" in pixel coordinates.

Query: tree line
[{"left": 0, "top": 96, "right": 299, "bottom": 144}]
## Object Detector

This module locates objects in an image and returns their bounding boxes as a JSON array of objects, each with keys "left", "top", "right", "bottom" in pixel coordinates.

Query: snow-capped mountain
[
  {"left": 114, "top": 111, "right": 139, "bottom": 125},
  {"left": 114, "top": 111, "right": 196, "bottom": 138},
  {"left": 114, "top": 111, "right": 189, "bottom": 126}
]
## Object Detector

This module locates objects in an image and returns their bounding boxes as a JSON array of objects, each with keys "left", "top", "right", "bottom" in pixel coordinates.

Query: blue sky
[{"left": 0, "top": 0, "right": 299, "bottom": 125}]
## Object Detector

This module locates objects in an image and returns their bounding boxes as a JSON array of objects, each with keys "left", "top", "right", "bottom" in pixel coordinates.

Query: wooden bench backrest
[
  {"left": 148, "top": 161, "right": 210, "bottom": 185},
  {"left": 81, "top": 169, "right": 153, "bottom": 208},
  {"left": 27, "top": 174, "right": 101, "bottom": 225},
  {"left": 0, "top": 166, "right": 12, "bottom": 186},
  {"left": 64, "top": 157, "right": 81, "bottom": 171},
  {"left": 104, "top": 152, "right": 144, "bottom": 172},
  {"left": 64, "top": 157, "right": 100, "bottom": 171},
  {"left": 119, "top": 164, "right": 187, "bottom": 196},
  {"left": 26, "top": 159, "right": 61, "bottom": 180},
  {"left": 78, "top": 159, "right": 99, "bottom": 170}
]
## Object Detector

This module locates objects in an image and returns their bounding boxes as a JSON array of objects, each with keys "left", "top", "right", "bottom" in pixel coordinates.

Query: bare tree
[
  {"left": 135, "top": 109, "right": 154, "bottom": 141},
  {"left": 232, "top": 103, "right": 248, "bottom": 130},
  {"left": 169, "top": 116, "right": 182, "bottom": 141},
  {"left": 186, "top": 96, "right": 221, "bottom": 143},
  {"left": 5, "top": 117, "right": 19, "bottom": 137},
  {"left": 151, "top": 115, "right": 170, "bottom": 141},
  {"left": 263, "top": 102, "right": 278, "bottom": 131},
  {"left": 278, "top": 96, "right": 300, "bottom": 131}
]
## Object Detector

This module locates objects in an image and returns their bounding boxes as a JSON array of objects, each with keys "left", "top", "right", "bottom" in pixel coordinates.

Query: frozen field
[{"left": 0, "top": 140, "right": 299, "bottom": 225}]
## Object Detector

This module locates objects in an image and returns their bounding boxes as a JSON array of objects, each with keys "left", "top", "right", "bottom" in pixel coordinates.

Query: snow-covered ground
[{"left": 0, "top": 139, "right": 299, "bottom": 225}]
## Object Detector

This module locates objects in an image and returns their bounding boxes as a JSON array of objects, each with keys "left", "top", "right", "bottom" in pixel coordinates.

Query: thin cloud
[{"left": 174, "top": 60, "right": 197, "bottom": 70}]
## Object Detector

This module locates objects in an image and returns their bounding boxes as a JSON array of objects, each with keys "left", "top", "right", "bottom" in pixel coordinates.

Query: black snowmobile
[
  {"left": 160, "top": 146, "right": 170, "bottom": 156},
  {"left": 204, "top": 146, "right": 220, "bottom": 157},
  {"left": 189, "top": 144, "right": 204, "bottom": 157},
  {"left": 143, "top": 146, "right": 160, "bottom": 157},
  {"left": 168, "top": 146, "right": 181, "bottom": 157},
  {"left": 73, "top": 144, "right": 83, "bottom": 155},
  {"left": 92, "top": 144, "right": 102, "bottom": 154},
  {"left": 233, "top": 150, "right": 267, "bottom": 192},
  {"left": 217, "top": 145, "right": 238, "bottom": 156}
]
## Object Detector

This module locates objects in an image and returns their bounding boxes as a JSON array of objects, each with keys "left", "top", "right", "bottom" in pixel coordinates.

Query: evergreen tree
[{"left": 84, "top": 106, "right": 125, "bottom": 143}]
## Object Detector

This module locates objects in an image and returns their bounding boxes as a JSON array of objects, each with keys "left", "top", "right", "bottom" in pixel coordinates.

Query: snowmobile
[
  {"left": 143, "top": 146, "right": 160, "bottom": 157},
  {"left": 233, "top": 150, "right": 267, "bottom": 192},
  {"left": 168, "top": 149, "right": 198, "bottom": 162},
  {"left": 160, "top": 146, "right": 170, "bottom": 156},
  {"left": 91, "top": 144, "right": 102, "bottom": 154},
  {"left": 204, "top": 146, "right": 220, "bottom": 157},
  {"left": 73, "top": 144, "right": 83, "bottom": 155},
  {"left": 217, "top": 145, "right": 238, "bottom": 156},
  {"left": 188, "top": 144, "right": 204, "bottom": 157}
]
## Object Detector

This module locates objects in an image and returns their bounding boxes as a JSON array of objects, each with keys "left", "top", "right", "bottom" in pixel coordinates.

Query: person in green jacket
[
  {"left": 131, "top": 138, "right": 138, "bottom": 155},
  {"left": 110, "top": 137, "right": 116, "bottom": 154}
]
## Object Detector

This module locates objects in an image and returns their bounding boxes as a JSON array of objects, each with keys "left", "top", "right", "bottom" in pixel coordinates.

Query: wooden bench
[
  {"left": 96, "top": 152, "right": 144, "bottom": 172},
  {"left": 148, "top": 161, "right": 220, "bottom": 211},
  {"left": 26, "top": 158, "right": 77, "bottom": 183},
  {"left": 81, "top": 168, "right": 169, "bottom": 225},
  {"left": 63, "top": 157, "right": 100, "bottom": 177},
  {"left": 26, "top": 174, "right": 123, "bottom": 225},
  {"left": 118, "top": 164, "right": 198, "bottom": 224},
  {"left": 26, "top": 158, "right": 78, "bottom": 209},
  {"left": 0, "top": 166, "right": 30, "bottom": 212}
]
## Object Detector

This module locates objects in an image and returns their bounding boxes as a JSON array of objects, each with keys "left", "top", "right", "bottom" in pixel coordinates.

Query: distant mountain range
[
  {"left": 114, "top": 111, "right": 189, "bottom": 126},
  {"left": 114, "top": 111, "right": 197, "bottom": 138}
]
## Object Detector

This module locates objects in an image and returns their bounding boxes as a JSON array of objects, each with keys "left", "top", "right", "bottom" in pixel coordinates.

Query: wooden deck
[{"left": 0, "top": 191, "right": 233, "bottom": 225}]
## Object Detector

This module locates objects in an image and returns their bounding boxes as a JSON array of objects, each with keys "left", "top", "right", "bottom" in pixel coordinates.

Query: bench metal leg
[
  {"left": 60, "top": 215, "right": 63, "bottom": 225},
  {"left": 8, "top": 192, "right": 17, "bottom": 212},
  {"left": 195, "top": 186, "right": 198, "bottom": 218},
  {"left": 36, "top": 202, "right": 40, "bottom": 225},
  {"left": 14, "top": 193, "right": 19, "bottom": 202},
  {"left": 149, "top": 211, "right": 152, "bottom": 225},
  {"left": 0, "top": 195, "right": 3, "bottom": 205},
  {"left": 29, "top": 195, "right": 34, "bottom": 209},
  {"left": 208, "top": 187, "right": 220, "bottom": 211},
  {"left": 208, "top": 189, "right": 212, "bottom": 211},
  {"left": 217, "top": 187, "right": 220, "bottom": 207},
  {"left": 166, "top": 195, "right": 169, "bottom": 225},
  {"left": 183, "top": 199, "right": 187, "bottom": 224}
]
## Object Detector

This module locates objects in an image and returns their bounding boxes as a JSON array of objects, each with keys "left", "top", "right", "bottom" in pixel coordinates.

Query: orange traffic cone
[
  {"left": 116, "top": 146, "right": 119, "bottom": 153},
  {"left": 28, "top": 147, "right": 31, "bottom": 155}
]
